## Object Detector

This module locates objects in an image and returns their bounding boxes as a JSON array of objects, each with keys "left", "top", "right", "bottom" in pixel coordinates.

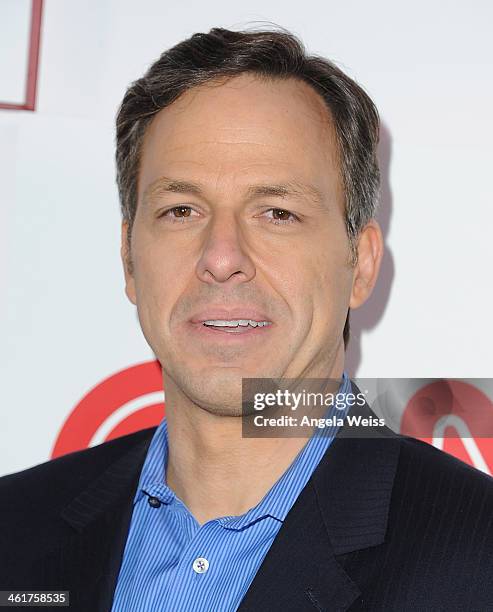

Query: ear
[
  {"left": 121, "top": 221, "right": 137, "bottom": 305},
  {"left": 349, "top": 220, "right": 384, "bottom": 309}
]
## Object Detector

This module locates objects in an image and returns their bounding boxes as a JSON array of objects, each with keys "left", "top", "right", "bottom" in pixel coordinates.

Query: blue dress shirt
[{"left": 111, "top": 372, "right": 351, "bottom": 612}]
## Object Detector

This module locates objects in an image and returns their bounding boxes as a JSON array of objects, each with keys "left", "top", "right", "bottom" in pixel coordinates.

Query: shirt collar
[
  {"left": 221, "top": 371, "right": 352, "bottom": 529},
  {"left": 133, "top": 417, "right": 172, "bottom": 505},
  {"left": 133, "top": 371, "right": 352, "bottom": 527}
]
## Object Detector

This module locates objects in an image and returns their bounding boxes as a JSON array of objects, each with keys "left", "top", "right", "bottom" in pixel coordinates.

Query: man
[{"left": 1, "top": 26, "right": 492, "bottom": 611}]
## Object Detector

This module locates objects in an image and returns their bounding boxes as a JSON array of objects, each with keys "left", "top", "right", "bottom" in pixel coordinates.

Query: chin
[{"left": 185, "top": 369, "right": 250, "bottom": 416}]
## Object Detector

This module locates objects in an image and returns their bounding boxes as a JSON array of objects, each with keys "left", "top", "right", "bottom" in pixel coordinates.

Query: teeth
[{"left": 203, "top": 319, "right": 271, "bottom": 328}]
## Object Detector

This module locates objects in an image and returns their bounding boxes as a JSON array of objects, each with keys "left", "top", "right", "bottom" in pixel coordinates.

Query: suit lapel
[
  {"left": 239, "top": 387, "right": 401, "bottom": 612},
  {"left": 37, "top": 434, "right": 153, "bottom": 612},
  {"left": 237, "top": 479, "right": 362, "bottom": 612}
]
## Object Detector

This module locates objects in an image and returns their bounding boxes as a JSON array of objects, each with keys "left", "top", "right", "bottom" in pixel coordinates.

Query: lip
[
  {"left": 186, "top": 306, "right": 274, "bottom": 343},
  {"left": 190, "top": 308, "right": 272, "bottom": 324},
  {"left": 187, "top": 320, "right": 274, "bottom": 340}
]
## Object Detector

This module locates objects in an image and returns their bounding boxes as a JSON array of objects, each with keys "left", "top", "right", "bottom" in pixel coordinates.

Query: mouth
[{"left": 187, "top": 314, "right": 274, "bottom": 341}]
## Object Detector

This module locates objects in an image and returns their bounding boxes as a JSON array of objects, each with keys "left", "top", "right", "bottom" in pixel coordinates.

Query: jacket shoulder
[
  {"left": 0, "top": 427, "right": 156, "bottom": 510},
  {"left": 398, "top": 434, "right": 493, "bottom": 489},
  {"left": 391, "top": 434, "right": 493, "bottom": 538}
]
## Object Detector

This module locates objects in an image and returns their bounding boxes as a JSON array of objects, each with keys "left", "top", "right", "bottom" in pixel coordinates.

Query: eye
[
  {"left": 157, "top": 206, "right": 299, "bottom": 225},
  {"left": 263, "top": 208, "right": 300, "bottom": 225},
  {"left": 158, "top": 206, "right": 198, "bottom": 222}
]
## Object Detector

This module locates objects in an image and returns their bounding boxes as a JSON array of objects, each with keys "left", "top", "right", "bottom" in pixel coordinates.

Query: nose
[{"left": 195, "top": 212, "right": 256, "bottom": 285}]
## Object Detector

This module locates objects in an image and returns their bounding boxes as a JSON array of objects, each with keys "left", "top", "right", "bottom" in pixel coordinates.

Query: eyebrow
[{"left": 143, "top": 176, "right": 327, "bottom": 210}]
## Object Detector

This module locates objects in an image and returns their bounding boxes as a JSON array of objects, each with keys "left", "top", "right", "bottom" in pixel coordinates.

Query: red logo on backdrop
[
  {"left": 401, "top": 380, "right": 493, "bottom": 474},
  {"left": 51, "top": 361, "right": 165, "bottom": 459}
]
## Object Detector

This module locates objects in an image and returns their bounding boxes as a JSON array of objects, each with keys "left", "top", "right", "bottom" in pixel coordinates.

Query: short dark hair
[{"left": 116, "top": 26, "right": 381, "bottom": 348}]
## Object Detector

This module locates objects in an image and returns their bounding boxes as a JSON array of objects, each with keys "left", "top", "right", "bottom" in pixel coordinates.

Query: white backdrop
[{"left": 1, "top": 0, "right": 492, "bottom": 477}]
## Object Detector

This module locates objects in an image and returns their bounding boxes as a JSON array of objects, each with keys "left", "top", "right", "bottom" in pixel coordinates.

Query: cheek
[
  {"left": 306, "top": 245, "right": 353, "bottom": 323},
  {"left": 132, "top": 236, "right": 180, "bottom": 315},
  {"left": 268, "top": 253, "right": 318, "bottom": 332}
]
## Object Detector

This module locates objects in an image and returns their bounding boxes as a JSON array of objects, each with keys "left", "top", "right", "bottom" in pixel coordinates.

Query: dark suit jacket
[{"left": 1, "top": 402, "right": 493, "bottom": 611}]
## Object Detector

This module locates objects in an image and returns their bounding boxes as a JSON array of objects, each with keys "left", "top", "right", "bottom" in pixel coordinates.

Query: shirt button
[
  {"left": 148, "top": 496, "right": 161, "bottom": 508},
  {"left": 192, "top": 557, "right": 209, "bottom": 574}
]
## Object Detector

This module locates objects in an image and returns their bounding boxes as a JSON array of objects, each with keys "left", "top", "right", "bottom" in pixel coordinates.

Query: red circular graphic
[
  {"left": 51, "top": 360, "right": 164, "bottom": 459},
  {"left": 401, "top": 380, "right": 493, "bottom": 474}
]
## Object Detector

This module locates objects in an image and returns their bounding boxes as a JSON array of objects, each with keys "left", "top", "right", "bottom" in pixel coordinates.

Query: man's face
[{"left": 123, "top": 74, "right": 360, "bottom": 414}]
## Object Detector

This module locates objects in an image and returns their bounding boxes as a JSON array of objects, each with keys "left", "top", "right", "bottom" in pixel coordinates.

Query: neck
[{"left": 163, "top": 348, "right": 345, "bottom": 525}]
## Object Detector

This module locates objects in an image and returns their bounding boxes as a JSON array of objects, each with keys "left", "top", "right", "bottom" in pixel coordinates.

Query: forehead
[{"left": 138, "top": 73, "right": 341, "bottom": 194}]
